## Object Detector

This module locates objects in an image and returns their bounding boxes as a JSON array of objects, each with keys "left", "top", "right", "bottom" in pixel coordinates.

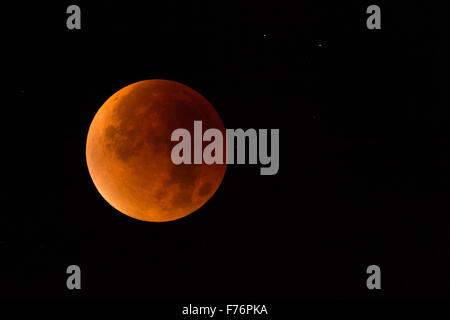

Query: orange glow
[{"left": 86, "top": 80, "right": 226, "bottom": 222}]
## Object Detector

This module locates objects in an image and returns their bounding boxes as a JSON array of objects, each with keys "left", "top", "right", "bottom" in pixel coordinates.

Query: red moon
[{"left": 86, "top": 80, "right": 226, "bottom": 222}]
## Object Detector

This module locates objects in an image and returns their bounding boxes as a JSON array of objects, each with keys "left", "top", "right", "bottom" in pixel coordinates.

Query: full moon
[{"left": 86, "top": 80, "right": 226, "bottom": 222}]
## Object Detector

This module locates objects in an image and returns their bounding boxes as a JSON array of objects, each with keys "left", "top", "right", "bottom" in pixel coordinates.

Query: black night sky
[{"left": 3, "top": 0, "right": 449, "bottom": 304}]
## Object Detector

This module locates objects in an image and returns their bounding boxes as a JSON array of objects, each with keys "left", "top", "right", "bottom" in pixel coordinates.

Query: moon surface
[{"left": 86, "top": 80, "right": 226, "bottom": 222}]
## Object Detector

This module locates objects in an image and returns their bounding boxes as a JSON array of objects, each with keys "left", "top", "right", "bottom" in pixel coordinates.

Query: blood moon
[{"left": 86, "top": 80, "right": 226, "bottom": 222}]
